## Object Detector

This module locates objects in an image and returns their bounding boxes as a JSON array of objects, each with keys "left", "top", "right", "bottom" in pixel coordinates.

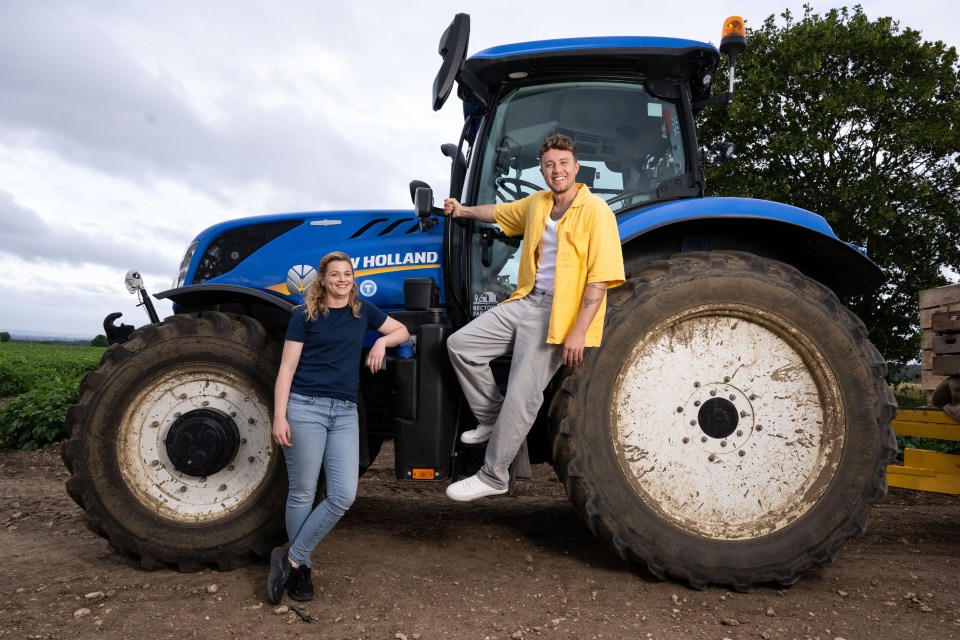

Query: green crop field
[{"left": 0, "top": 342, "right": 105, "bottom": 450}]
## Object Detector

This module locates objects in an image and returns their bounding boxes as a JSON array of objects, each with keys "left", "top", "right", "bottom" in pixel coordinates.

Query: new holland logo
[{"left": 286, "top": 265, "right": 317, "bottom": 294}]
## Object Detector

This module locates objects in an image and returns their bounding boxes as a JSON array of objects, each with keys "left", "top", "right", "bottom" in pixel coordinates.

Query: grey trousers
[{"left": 446, "top": 291, "right": 564, "bottom": 489}]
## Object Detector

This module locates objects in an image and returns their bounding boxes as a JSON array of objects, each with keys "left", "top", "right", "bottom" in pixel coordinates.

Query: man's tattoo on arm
[{"left": 583, "top": 282, "right": 607, "bottom": 307}]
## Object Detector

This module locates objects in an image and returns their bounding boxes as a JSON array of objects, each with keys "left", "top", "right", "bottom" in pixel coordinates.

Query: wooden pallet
[{"left": 920, "top": 285, "right": 960, "bottom": 401}]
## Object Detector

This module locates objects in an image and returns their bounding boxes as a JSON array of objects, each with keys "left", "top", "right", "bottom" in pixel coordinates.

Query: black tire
[
  {"left": 62, "top": 312, "right": 287, "bottom": 571},
  {"left": 550, "top": 252, "right": 897, "bottom": 590}
]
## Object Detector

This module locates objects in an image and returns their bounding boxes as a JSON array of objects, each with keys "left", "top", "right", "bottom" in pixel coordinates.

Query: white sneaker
[
  {"left": 460, "top": 423, "right": 494, "bottom": 444},
  {"left": 445, "top": 474, "right": 507, "bottom": 502}
]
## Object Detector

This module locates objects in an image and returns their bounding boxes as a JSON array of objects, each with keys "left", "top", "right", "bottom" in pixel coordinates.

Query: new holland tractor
[{"left": 63, "top": 14, "right": 896, "bottom": 590}]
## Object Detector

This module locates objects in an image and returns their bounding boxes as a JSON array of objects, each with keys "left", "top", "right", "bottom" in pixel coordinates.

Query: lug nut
[
  {"left": 694, "top": 381, "right": 701, "bottom": 387},
  {"left": 682, "top": 437, "right": 690, "bottom": 444},
  {"left": 694, "top": 400, "right": 701, "bottom": 407},
  {"left": 708, "top": 454, "right": 716, "bottom": 462},
  {"left": 756, "top": 425, "right": 763, "bottom": 431},
  {"left": 219, "top": 391, "right": 227, "bottom": 398},
  {"left": 218, "top": 484, "right": 227, "bottom": 491},
  {"left": 729, "top": 394, "right": 736, "bottom": 400},
  {"left": 736, "top": 430, "right": 743, "bottom": 437},
  {"left": 690, "top": 420, "right": 697, "bottom": 426},
  {"left": 740, "top": 410, "right": 748, "bottom": 418},
  {"left": 676, "top": 406, "right": 683, "bottom": 413},
  {"left": 738, "top": 450, "right": 746, "bottom": 457},
  {"left": 179, "top": 393, "right": 187, "bottom": 400},
  {"left": 710, "top": 390, "right": 717, "bottom": 396},
  {"left": 720, "top": 440, "right": 727, "bottom": 447},
  {"left": 178, "top": 486, "right": 188, "bottom": 493},
  {"left": 701, "top": 436, "right": 708, "bottom": 443},
  {"left": 201, "top": 400, "right": 209, "bottom": 407},
  {"left": 724, "top": 376, "right": 730, "bottom": 382},
  {"left": 151, "top": 421, "right": 160, "bottom": 428}
]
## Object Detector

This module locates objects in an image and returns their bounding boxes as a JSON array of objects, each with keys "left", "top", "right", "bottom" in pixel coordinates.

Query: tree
[
  {"left": 0, "top": 332, "right": 9, "bottom": 343},
  {"left": 698, "top": 6, "right": 960, "bottom": 369},
  {"left": 91, "top": 335, "right": 109, "bottom": 348}
]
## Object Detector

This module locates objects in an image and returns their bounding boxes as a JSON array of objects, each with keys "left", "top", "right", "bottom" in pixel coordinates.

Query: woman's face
[{"left": 322, "top": 259, "right": 354, "bottom": 301}]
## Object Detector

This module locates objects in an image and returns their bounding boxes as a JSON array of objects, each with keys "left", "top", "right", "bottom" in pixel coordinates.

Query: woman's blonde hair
[{"left": 304, "top": 251, "right": 362, "bottom": 321}]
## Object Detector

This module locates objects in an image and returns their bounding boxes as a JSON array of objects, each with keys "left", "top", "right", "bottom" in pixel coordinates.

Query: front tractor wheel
[
  {"left": 62, "top": 312, "right": 286, "bottom": 570},
  {"left": 551, "top": 252, "right": 896, "bottom": 590}
]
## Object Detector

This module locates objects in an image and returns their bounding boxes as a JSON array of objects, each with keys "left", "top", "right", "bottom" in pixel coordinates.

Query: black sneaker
[
  {"left": 266, "top": 547, "right": 292, "bottom": 604},
  {"left": 288, "top": 564, "right": 315, "bottom": 601}
]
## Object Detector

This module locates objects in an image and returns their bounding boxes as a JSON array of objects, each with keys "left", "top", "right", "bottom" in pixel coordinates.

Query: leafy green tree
[
  {"left": 698, "top": 6, "right": 960, "bottom": 369},
  {"left": 0, "top": 332, "right": 9, "bottom": 343},
  {"left": 91, "top": 334, "right": 109, "bottom": 348}
]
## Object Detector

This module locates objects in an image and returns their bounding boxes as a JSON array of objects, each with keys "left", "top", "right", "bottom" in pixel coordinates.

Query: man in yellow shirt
[{"left": 443, "top": 134, "right": 625, "bottom": 501}]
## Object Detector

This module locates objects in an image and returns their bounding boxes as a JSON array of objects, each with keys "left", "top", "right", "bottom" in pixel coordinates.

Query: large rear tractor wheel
[
  {"left": 551, "top": 252, "right": 897, "bottom": 590},
  {"left": 62, "top": 312, "right": 286, "bottom": 570}
]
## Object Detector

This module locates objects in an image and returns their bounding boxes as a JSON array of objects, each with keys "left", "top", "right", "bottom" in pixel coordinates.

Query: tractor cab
[{"left": 415, "top": 14, "right": 724, "bottom": 325}]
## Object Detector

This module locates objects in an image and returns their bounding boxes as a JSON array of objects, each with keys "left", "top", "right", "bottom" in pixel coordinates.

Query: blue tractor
[{"left": 63, "top": 15, "right": 896, "bottom": 590}]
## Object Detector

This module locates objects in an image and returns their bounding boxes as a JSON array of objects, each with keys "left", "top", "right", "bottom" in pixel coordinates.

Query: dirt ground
[{"left": 1, "top": 442, "right": 958, "bottom": 640}]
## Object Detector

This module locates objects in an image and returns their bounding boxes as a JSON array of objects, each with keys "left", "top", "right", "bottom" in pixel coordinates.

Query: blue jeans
[{"left": 282, "top": 393, "right": 359, "bottom": 567}]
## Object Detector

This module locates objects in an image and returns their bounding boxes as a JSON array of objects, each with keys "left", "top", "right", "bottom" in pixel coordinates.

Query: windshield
[{"left": 476, "top": 81, "right": 687, "bottom": 212}]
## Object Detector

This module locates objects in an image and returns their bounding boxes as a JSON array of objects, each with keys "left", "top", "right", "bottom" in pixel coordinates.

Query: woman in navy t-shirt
[{"left": 267, "top": 251, "right": 408, "bottom": 604}]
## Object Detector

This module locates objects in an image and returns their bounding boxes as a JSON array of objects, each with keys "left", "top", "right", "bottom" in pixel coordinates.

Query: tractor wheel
[
  {"left": 550, "top": 252, "right": 897, "bottom": 590},
  {"left": 62, "top": 312, "right": 286, "bottom": 571}
]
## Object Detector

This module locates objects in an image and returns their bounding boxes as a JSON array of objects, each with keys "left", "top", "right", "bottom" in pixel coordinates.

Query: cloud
[
  {"left": 0, "top": 2, "right": 404, "bottom": 209},
  {"left": 0, "top": 190, "right": 171, "bottom": 274}
]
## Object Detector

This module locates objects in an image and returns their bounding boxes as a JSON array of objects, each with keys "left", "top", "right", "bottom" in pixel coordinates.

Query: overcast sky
[{"left": 0, "top": 0, "right": 956, "bottom": 338}]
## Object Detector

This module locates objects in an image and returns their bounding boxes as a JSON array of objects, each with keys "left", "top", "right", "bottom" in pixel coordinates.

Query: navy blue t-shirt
[{"left": 285, "top": 301, "right": 388, "bottom": 403}]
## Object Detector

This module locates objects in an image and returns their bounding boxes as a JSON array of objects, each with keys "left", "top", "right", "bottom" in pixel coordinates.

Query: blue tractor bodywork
[{"left": 163, "top": 210, "right": 445, "bottom": 317}]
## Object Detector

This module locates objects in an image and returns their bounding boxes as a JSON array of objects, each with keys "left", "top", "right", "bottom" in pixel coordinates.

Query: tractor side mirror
[
  {"left": 414, "top": 185, "right": 434, "bottom": 218},
  {"left": 412, "top": 183, "right": 438, "bottom": 232}
]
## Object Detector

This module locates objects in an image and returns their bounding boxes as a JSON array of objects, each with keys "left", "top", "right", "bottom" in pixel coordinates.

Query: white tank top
[{"left": 534, "top": 216, "right": 558, "bottom": 293}]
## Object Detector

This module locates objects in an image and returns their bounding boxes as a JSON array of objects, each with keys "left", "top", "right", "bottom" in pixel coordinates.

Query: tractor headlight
[{"left": 175, "top": 241, "right": 199, "bottom": 288}]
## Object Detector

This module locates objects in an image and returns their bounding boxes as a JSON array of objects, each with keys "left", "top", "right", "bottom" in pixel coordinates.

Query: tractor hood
[{"left": 169, "top": 209, "right": 445, "bottom": 313}]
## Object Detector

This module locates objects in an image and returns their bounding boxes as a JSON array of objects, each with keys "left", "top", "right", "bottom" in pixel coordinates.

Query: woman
[{"left": 267, "top": 251, "right": 409, "bottom": 604}]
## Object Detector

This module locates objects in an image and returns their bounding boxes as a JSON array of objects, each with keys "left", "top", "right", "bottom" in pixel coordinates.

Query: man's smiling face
[{"left": 540, "top": 148, "right": 579, "bottom": 197}]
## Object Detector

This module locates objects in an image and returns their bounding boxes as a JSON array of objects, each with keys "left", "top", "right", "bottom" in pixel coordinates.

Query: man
[{"left": 443, "top": 134, "right": 625, "bottom": 502}]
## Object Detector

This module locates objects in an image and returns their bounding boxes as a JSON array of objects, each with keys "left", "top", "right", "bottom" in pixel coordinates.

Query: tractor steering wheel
[{"left": 496, "top": 177, "right": 542, "bottom": 201}]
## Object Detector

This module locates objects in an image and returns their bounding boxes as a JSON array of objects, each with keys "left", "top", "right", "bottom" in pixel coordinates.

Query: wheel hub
[
  {"left": 164, "top": 408, "right": 240, "bottom": 477},
  {"left": 682, "top": 382, "right": 754, "bottom": 454}
]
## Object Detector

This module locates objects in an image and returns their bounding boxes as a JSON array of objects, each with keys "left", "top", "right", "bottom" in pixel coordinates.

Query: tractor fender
[
  {"left": 617, "top": 197, "right": 885, "bottom": 297},
  {"left": 156, "top": 284, "right": 297, "bottom": 338},
  {"left": 156, "top": 283, "right": 298, "bottom": 315}
]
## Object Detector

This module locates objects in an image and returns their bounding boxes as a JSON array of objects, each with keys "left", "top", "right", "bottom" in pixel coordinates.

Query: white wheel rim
[
  {"left": 117, "top": 368, "right": 276, "bottom": 524},
  {"left": 613, "top": 304, "right": 844, "bottom": 540}
]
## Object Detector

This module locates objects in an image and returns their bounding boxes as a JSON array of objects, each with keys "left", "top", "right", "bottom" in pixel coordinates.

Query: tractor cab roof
[
  {"left": 467, "top": 36, "right": 719, "bottom": 88},
  {"left": 433, "top": 17, "right": 721, "bottom": 113}
]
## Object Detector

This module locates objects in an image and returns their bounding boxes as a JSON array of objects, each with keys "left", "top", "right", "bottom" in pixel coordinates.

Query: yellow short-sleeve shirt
[{"left": 494, "top": 184, "right": 625, "bottom": 347}]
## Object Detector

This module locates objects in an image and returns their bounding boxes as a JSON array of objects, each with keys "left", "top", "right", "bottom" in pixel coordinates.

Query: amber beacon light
[{"left": 719, "top": 15, "right": 747, "bottom": 96}]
